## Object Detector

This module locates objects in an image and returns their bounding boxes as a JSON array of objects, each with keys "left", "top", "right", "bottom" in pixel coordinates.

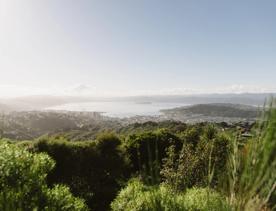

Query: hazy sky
[{"left": 0, "top": 0, "right": 275, "bottom": 97}]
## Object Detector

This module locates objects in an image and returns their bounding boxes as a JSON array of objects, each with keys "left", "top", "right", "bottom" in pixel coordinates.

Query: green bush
[
  {"left": 111, "top": 180, "right": 231, "bottom": 211},
  {"left": 44, "top": 185, "right": 88, "bottom": 211},
  {"left": 33, "top": 133, "right": 129, "bottom": 211},
  {"left": 0, "top": 141, "right": 88, "bottom": 211},
  {"left": 181, "top": 188, "right": 231, "bottom": 211},
  {"left": 111, "top": 179, "right": 181, "bottom": 211},
  {"left": 161, "top": 126, "right": 230, "bottom": 191},
  {"left": 124, "top": 129, "right": 183, "bottom": 185}
]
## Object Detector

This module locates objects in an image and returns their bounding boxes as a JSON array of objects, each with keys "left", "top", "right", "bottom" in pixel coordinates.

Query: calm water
[{"left": 47, "top": 101, "right": 189, "bottom": 118}]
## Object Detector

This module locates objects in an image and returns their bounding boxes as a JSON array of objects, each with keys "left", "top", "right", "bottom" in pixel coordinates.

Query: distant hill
[
  {"left": 0, "top": 93, "right": 274, "bottom": 111},
  {"left": 164, "top": 103, "right": 259, "bottom": 118},
  {"left": 161, "top": 103, "right": 259, "bottom": 123},
  {"left": 0, "top": 103, "right": 12, "bottom": 112},
  {"left": 0, "top": 111, "right": 117, "bottom": 140}
]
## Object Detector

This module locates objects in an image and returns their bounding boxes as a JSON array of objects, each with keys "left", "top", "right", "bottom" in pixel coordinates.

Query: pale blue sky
[{"left": 0, "top": 0, "right": 275, "bottom": 97}]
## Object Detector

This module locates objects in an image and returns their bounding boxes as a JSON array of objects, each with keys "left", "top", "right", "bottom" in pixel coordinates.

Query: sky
[{"left": 0, "top": 0, "right": 276, "bottom": 97}]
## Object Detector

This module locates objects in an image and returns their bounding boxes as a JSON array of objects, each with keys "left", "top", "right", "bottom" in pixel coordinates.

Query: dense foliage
[
  {"left": 25, "top": 124, "right": 231, "bottom": 210},
  {"left": 124, "top": 129, "right": 183, "bottom": 185},
  {"left": 0, "top": 141, "right": 88, "bottom": 211},
  {"left": 111, "top": 179, "right": 230, "bottom": 211},
  {"left": 32, "top": 133, "right": 128, "bottom": 211},
  {"left": 161, "top": 125, "right": 230, "bottom": 190}
]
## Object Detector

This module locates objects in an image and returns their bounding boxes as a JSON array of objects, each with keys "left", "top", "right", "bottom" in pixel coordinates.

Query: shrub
[
  {"left": 111, "top": 179, "right": 181, "bottom": 211},
  {"left": 0, "top": 141, "right": 88, "bottom": 211},
  {"left": 180, "top": 188, "right": 231, "bottom": 211},
  {"left": 111, "top": 180, "right": 231, "bottom": 211},
  {"left": 33, "top": 133, "right": 129, "bottom": 211},
  {"left": 161, "top": 127, "right": 230, "bottom": 191},
  {"left": 124, "top": 129, "right": 183, "bottom": 185},
  {"left": 44, "top": 185, "right": 88, "bottom": 211}
]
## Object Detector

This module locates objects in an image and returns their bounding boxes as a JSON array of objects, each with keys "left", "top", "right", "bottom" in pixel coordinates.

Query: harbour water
[{"left": 47, "top": 101, "right": 189, "bottom": 118}]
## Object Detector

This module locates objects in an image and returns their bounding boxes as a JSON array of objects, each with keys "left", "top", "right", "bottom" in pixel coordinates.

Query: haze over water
[{"left": 47, "top": 101, "right": 189, "bottom": 118}]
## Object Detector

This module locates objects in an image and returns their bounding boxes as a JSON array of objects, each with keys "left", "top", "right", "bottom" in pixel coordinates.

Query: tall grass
[{"left": 227, "top": 97, "right": 276, "bottom": 210}]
